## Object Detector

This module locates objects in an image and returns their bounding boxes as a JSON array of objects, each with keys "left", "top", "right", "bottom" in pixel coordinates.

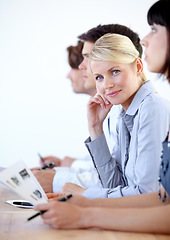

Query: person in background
[
  {"left": 35, "top": 0, "right": 170, "bottom": 233},
  {"left": 67, "top": 41, "right": 95, "bottom": 96},
  {"left": 39, "top": 41, "right": 96, "bottom": 170}
]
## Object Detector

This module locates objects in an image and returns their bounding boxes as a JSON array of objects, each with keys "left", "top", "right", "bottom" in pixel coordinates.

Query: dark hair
[
  {"left": 147, "top": 0, "right": 170, "bottom": 80},
  {"left": 78, "top": 24, "right": 143, "bottom": 58},
  {"left": 67, "top": 41, "right": 83, "bottom": 69}
]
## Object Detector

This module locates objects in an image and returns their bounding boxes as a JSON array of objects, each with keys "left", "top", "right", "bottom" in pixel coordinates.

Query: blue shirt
[
  {"left": 84, "top": 81, "right": 170, "bottom": 198},
  {"left": 160, "top": 135, "right": 170, "bottom": 198}
]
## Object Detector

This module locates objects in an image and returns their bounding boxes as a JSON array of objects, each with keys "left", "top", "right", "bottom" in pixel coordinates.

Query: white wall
[{"left": 0, "top": 0, "right": 169, "bottom": 168}]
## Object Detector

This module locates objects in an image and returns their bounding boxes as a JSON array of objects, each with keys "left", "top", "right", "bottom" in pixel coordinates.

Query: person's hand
[
  {"left": 40, "top": 156, "right": 62, "bottom": 167},
  {"left": 30, "top": 167, "right": 40, "bottom": 171},
  {"left": 62, "top": 182, "right": 87, "bottom": 195},
  {"left": 32, "top": 169, "right": 55, "bottom": 193},
  {"left": 60, "top": 156, "right": 76, "bottom": 167},
  {"left": 35, "top": 201, "right": 86, "bottom": 229},
  {"left": 87, "top": 93, "right": 112, "bottom": 140},
  {"left": 67, "top": 194, "right": 90, "bottom": 207},
  {"left": 46, "top": 192, "right": 66, "bottom": 200},
  {"left": 40, "top": 155, "right": 76, "bottom": 168},
  {"left": 47, "top": 193, "right": 90, "bottom": 207}
]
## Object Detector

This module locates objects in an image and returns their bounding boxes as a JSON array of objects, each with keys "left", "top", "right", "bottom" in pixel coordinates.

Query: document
[{"left": 0, "top": 160, "right": 48, "bottom": 206}]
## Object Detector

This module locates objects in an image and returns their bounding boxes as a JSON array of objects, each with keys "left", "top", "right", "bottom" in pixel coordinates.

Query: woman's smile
[{"left": 106, "top": 89, "right": 122, "bottom": 97}]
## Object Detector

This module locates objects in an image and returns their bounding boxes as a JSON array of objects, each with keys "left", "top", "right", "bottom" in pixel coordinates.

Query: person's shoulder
[
  {"left": 139, "top": 92, "right": 170, "bottom": 116},
  {"left": 143, "top": 86, "right": 169, "bottom": 105}
]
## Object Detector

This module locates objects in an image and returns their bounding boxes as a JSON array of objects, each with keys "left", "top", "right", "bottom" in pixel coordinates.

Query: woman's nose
[
  {"left": 140, "top": 35, "right": 148, "bottom": 47},
  {"left": 104, "top": 77, "right": 115, "bottom": 89}
]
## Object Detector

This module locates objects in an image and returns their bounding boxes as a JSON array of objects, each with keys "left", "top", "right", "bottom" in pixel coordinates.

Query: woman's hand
[
  {"left": 35, "top": 201, "right": 86, "bottom": 229},
  {"left": 47, "top": 192, "right": 90, "bottom": 207},
  {"left": 87, "top": 93, "right": 112, "bottom": 140},
  {"left": 46, "top": 192, "right": 66, "bottom": 200}
]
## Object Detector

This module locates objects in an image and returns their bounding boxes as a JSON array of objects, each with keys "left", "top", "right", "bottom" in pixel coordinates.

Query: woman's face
[
  {"left": 141, "top": 24, "right": 168, "bottom": 74},
  {"left": 91, "top": 59, "right": 143, "bottom": 111}
]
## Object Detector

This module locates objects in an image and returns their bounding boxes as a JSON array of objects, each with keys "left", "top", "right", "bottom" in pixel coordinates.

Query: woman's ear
[{"left": 136, "top": 58, "right": 143, "bottom": 77}]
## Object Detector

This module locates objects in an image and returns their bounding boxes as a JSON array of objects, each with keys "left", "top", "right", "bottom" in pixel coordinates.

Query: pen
[
  {"left": 27, "top": 194, "right": 73, "bottom": 221},
  {"left": 38, "top": 162, "right": 55, "bottom": 170},
  {"left": 38, "top": 153, "right": 45, "bottom": 164}
]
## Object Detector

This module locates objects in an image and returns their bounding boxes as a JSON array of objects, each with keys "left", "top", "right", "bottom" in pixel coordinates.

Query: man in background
[{"left": 38, "top": 41, "right": 97, "bottom": 171}]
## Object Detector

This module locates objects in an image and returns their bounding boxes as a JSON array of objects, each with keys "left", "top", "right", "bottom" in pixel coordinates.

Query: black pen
[
  {"left": 38, "top": 153, "right": 45, "bottom": 164},
  {"left": 38, "top": 162, "right": 55, "bottom": 170},
  {"left": 27, "top": 194, "right": 73, "bottom": 221}
]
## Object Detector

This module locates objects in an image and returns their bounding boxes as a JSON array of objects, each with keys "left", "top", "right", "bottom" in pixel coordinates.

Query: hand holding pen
[
  {"left": 38, "top": 153, "right": 55, "bottom": 170},
  {"left": 38, "top": 162, "right": 55, "bottom": 170},
  {"left": 27, "top": 194, "right": 73, "bottom": 221}
]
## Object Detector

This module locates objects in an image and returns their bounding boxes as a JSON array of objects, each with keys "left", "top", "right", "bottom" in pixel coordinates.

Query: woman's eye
[
  {"left": 112, "top": 70, "right": 120, "bottom": 75},
  {"left": 95, "top": 75, "right": 103, "bottom": 81}
]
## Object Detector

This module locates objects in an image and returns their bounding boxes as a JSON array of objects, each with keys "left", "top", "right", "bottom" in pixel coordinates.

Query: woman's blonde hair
[{"left": 90, "top": 33, "right": 147, "bottom": 82}]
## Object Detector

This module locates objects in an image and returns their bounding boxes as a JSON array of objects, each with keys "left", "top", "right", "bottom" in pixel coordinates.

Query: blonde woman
[{"left": 61, "top": 33, "right": 169, "bottom": 199}]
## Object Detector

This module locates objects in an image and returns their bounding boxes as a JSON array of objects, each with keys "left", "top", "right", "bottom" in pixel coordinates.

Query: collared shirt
[{"left": 83, "top": 81, "right": 170, "bottom": 198}]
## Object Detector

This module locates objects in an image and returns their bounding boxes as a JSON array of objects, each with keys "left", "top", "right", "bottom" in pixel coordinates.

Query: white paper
[{"left": 0, "top": 160, "right": 48, "bottom": 206}]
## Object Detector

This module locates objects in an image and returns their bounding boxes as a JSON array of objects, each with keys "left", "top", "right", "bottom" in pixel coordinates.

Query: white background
[{"left": 0, "top": 0, "right": 170, "bottom": 168}]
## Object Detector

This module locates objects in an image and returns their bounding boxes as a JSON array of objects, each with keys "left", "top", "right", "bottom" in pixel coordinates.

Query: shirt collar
[
  {"left": 120, "top": 80, "right": 156, "bottom": 117},
  {"left": 118, "top": 81, "right": 156, "bottom": 133}
]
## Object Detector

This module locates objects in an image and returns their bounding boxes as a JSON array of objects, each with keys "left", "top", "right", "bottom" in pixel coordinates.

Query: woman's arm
[
  {"left": 83, "top": 204, "right": 170, "bottom": 234},
  {"left": 35, "top": 197, "right": 170, "bottom": 233},
  {"left": 48, "top": 187, "right": 169, "bottom": 209},
  {"left": 70, "top": 188, "right": 169, "bottom": 208},
  {"left": 90, "top": 190, "right": 170, "bottom": 207}
]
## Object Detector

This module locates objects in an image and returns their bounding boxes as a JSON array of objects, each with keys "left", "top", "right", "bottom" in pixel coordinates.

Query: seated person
[
  {"left": 35, "top": 1, "right": 170, "bottom": 233},
  {"left": 33, "top": 23, "right": 151, "bottom": 195},
  {"left": 60, "top": 33, "right": 170, "bottom": 198}
]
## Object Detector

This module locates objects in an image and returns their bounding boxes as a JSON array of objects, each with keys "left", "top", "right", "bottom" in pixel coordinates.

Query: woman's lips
[
  {"left": 82, "top": 75, "right": 88, "bottom": 79},
  {"left": 107, "top": 90, "right": 121, "bottom": 97}
]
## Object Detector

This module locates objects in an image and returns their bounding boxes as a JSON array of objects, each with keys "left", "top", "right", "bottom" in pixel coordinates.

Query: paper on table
[{"left": 0, "top": 160, "right": 48, "bottom": 206}]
